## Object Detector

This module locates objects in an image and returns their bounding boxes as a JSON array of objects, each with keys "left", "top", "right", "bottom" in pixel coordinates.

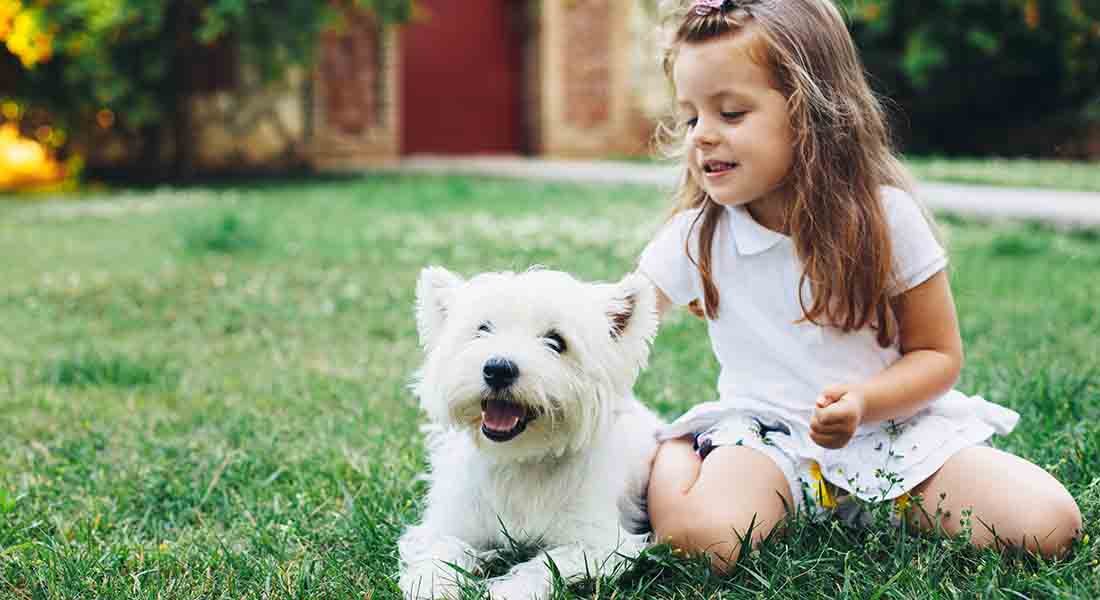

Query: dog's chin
[{"left": 479, "top": 396, "right": 538, "bottom": 443}]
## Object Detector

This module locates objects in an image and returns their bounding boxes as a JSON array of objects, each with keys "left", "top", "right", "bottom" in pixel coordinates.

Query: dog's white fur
[{"left": 399, "top": 267, "right": 661, "bottom": 599}]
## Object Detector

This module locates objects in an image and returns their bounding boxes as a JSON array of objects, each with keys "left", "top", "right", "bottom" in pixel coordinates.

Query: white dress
[{"left": 638, "top": 187, "right": 1018, "bottom": 512}]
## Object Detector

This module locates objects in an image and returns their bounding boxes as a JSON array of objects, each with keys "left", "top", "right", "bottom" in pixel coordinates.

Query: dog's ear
[
  {"left": 416, "top": 266, "right": 464, "bottom": 348},
  {"left": 606, "top": 272, "right": 658, "bottom": 345}
]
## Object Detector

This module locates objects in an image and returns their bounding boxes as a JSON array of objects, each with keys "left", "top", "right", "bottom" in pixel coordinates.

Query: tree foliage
[
  {"left": 837, "top": 0, "right": 1100, "bottom": 155},
  {"left": 1, "top": 0, "right": 411, "bottom": 171}
]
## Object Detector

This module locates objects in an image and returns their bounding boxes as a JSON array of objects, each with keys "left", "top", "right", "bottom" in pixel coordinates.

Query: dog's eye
[
  {"left": 544, "top": 331, "right": 567, "bottom": 354},
  {"left": 477, "top": 322, "right": 493, "bottom": 336}
]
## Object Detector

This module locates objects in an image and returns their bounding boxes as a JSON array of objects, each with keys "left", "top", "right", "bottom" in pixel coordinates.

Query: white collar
[{"left": 726, "top": 205, "right": 787, "bottom": 255}]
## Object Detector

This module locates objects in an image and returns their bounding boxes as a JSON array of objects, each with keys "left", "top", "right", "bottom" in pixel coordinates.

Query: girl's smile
[{"left": 701, "top": 160, "right": 739, "bottom": 176}]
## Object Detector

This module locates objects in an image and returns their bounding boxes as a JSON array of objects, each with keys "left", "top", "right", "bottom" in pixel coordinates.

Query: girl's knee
[
  {"left": 1008, "top": 466, "right": 1082, "bottom": 557},
  {"left": 918, "top": 446, "right": 1082, "bottom": 557},
  {"left": 652, "top": 508, "right": 780, "bottom": 573},
  {"left": 968, "top": 478, "right": 1083, "bottom": 557},
  {"left": 1018, "top": 490, "right": 1082, "bottom": 557}
]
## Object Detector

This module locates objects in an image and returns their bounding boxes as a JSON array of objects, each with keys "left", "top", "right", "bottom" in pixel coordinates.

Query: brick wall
[
  {"left": 309, "top": 10, "right": 401, "bottom": 169},
  {"left": 538, "top": 0, "right": 654, "bottom": 158}
]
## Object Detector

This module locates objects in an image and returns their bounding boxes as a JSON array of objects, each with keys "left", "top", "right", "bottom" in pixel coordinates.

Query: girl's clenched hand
[{"left": 810, "top": 384, "right": 865, "bottom": 449}]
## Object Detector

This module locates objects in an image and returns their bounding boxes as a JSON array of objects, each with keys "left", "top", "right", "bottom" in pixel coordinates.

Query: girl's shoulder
[
  {"left": 878, "top": 185, "right": 917, "bottom": 212},
  {"left": 640, "top": 206, "right": 712, "bottom": 306},
  {"left": 665, "top": 206, "right": 706, "bottom": 228},
  {"left": 877, "top": 185, "right": 947, "bottom": 292},
  {"left": 878, "top": 185, "right": 935, "bottom": 235},
  {"left": 651, "top": 206, "right": 709, "bottom": 245}
]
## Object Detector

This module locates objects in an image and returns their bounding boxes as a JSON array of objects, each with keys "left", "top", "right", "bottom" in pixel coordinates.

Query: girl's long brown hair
[{"left": 655, "top": 0, "right": 930, "bottom": 347}]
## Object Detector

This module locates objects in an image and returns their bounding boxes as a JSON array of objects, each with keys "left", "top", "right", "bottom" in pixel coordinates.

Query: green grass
[
  {"left": 39, "top": 352, "right": 178, "bottom": 389},
  {"left": 182, "top": 211, "right": 267, "bottom": 255},
  {"left": 906, "top": 157, "right": 1100, "bottom": 193},
  {"left": 1, "top": 175, "right": 1098, "bottom": 598}
]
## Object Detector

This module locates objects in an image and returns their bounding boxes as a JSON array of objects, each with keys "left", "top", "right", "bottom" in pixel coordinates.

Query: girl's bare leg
[
  {"left": 647, "top": 439, "right": 793, "bottom": 572},
  {"left": 908, "top": 446, "right": 1081, "bottom": 557}
]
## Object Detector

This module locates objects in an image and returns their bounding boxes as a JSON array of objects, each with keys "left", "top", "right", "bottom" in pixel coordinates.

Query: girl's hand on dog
[{"left": 810, "top": 384, "right": 865, "bottom": 449}]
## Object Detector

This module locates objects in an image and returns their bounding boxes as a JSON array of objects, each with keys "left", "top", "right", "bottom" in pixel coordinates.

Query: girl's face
[{"left": 673, "top": 33, "right": 795, "bottom": 229}]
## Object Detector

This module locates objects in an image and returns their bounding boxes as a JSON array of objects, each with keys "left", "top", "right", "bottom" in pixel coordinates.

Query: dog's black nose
[{"left": 482, "top": 357, "right": 519, "bottom": 390}]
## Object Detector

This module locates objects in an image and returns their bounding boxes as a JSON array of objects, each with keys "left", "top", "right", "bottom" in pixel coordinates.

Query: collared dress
[{"left": 638, "top": 187, "right": 1019, "bottom": 514}]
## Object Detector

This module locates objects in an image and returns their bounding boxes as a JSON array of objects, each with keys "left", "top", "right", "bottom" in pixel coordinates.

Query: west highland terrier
[{"left": 398, "top": 267, "right": 662, "bottom": 599}]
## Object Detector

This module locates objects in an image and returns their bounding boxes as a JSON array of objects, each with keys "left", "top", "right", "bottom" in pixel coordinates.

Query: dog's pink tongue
[{"left": 482, "top": 399, "right": 524, "bottom": 431}]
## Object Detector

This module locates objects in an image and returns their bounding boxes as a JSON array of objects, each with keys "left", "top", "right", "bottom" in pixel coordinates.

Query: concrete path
[{"left": 373, "top": 156, "right": 1100, "bottom": 228}]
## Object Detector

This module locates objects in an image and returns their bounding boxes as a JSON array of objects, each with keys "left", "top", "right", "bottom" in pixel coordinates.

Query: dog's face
[{"left": 413, "top": 267, "right": 657, "bottom": 461}]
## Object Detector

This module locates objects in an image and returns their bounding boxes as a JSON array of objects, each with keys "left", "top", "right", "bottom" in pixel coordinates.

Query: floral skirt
[{"left": 657, "top": 390, "right": 1019, "bottom": 517}]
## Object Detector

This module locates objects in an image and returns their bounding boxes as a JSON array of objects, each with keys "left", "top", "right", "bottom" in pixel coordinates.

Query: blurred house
[{"left": 154, "top": 0, "right": 665, "bottom": 174}]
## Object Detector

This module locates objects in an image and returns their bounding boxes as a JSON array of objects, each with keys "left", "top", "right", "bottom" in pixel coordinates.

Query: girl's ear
[
  {"left": 606, "top": 272, "right": 659, "bottom": 346},
  {"left": 415, "top": 266, "right": 465, "bottom": 349}
]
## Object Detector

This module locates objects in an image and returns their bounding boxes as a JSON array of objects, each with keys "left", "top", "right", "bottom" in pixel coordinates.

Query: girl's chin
[{"left": 702, "top": 186, "right": 742, "bottom": 205}]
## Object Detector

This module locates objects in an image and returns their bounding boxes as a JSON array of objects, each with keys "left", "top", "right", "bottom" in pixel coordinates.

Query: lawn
[
  {"left": 0, "top": 175, "right": 1098, "bottom": 599},
  {"left": 905, "top": 157, "right": 1100, "bottom": 194}
]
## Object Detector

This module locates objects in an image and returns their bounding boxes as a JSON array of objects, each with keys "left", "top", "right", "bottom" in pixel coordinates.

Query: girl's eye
[
  {"left": 721, "top": 111, "right": 746, "bottom": 120},
  {"left": 477, "top": 322, "right": 493, "bottom": 335},
  {"left": 544, "top": 331, "right": 567, "bottom": 354}
]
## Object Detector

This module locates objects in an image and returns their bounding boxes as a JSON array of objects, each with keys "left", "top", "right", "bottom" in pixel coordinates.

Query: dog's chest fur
[
  {"left": 433, "top": 436, "right": 626, "bottom": 546},
  {"left": 427, "top": 406, "right": 652, "bottom": 550}
]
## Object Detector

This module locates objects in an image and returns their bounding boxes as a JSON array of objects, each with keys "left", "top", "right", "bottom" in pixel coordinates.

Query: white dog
[{"left": 398, "top": 267, "right": 662, "bottom": 599}]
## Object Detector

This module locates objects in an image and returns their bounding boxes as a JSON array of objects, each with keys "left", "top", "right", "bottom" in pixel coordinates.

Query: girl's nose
[{"left": 691, "top": 118, "right": 719, "bottom": 148}]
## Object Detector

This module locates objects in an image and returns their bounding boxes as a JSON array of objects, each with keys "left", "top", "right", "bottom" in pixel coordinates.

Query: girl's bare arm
[{"left": 851, "top": 270, "right": 964, "bottom": 423}]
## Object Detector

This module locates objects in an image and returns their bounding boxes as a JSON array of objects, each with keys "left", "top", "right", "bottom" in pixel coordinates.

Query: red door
[{"left": 401, "top": 0, "right": 526, "bottom": 154}]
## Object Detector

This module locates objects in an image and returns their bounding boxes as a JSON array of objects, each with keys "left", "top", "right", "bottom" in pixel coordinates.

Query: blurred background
[{"left": 1, "top": 0, "right": 1099, "bottom": 192}]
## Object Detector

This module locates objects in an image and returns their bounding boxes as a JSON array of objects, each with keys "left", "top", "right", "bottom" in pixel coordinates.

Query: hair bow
[{"left": 691, "top": 0, "right": 737, "bottom": 16}]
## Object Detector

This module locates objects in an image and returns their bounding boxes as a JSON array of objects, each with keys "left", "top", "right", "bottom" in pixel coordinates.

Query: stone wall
[{"left": 188, "top": 67, "right": 309, "bottom": 170}]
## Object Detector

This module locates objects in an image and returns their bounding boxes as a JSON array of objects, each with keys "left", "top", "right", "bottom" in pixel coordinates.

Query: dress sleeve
[
  {"left": 638, "top": 210, "right": 702, "bottom": 306},
  {"left": 883, "top": 187, "right": 948, "bottom": 294}
]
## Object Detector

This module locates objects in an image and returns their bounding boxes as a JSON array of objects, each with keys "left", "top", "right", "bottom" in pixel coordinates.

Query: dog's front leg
[
  {"left": 486, "top": 541, "right": 625, "bottom": 600},
  {"left": 398, "top": 524, "right": 481, "bottom": 599}
]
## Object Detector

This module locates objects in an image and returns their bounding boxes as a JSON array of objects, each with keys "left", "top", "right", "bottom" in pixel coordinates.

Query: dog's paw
[{"left": 486, "top": 574, "right": 550, "bottom": 600}]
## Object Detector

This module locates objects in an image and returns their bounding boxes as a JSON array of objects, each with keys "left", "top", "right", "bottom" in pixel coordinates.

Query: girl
[{"left": 639, "top": 0, "right": 1081, "bottom": 571}]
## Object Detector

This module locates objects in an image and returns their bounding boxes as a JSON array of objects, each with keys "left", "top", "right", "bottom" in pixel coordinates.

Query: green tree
[
  {"left": 1, "top": 0, "right": 412, "bottom": 176},
  {"left": 838, "top": 0, "right": 1100, "bottom": 156}
]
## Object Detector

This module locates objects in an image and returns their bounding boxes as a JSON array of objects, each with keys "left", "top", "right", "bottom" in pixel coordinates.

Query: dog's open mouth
[{"left": 480, "top": 397, "right": 535, "bottom": 442}]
